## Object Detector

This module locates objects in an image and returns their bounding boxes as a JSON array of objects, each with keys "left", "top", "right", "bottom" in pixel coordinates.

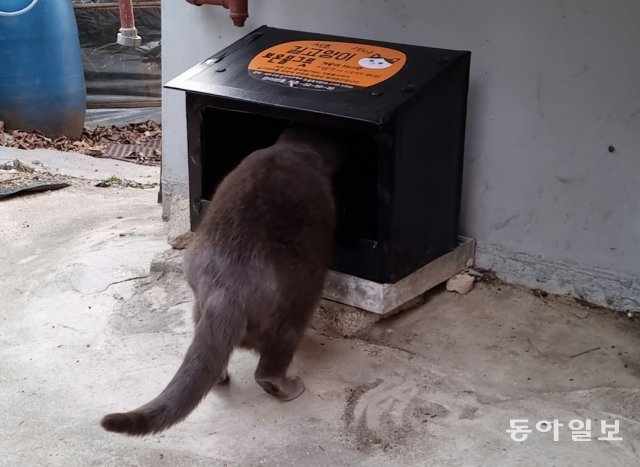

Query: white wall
[{"left": 161, "top": 0, "right": 640, "bottom": 311}]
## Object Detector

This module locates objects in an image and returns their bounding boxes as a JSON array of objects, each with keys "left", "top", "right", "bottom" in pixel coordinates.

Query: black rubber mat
[{"left": 0, "top": 182, "right": 70, "bottom": 200}]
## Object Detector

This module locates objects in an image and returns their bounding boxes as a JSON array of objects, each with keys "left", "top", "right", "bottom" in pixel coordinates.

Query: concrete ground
[{"left": 1, "top": 147, "right": 639, "bottom": 466}]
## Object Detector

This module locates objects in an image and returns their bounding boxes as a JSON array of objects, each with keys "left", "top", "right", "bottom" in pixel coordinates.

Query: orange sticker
[{"left": 248, "top": 40, "right": 406, "bottom": 91}]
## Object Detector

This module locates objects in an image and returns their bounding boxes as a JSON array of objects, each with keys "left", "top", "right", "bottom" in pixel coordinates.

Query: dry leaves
[{"left": 0, "top": 121, "right": 162, "bottom": 166}]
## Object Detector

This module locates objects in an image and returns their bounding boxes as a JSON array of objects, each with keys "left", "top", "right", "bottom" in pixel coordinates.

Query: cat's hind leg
[{"left": 254, "top": 341, "right": 305, "bottom": 401}]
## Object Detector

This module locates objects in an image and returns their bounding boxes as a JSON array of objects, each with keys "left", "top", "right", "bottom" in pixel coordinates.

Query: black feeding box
[{"left": 165, "top": 26, "right": 470, "bottom": 284}]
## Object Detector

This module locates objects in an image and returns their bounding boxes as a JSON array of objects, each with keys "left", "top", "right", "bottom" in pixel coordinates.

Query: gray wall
[{"left": 161, "top": 0, "right": 640, "bottom": 311}]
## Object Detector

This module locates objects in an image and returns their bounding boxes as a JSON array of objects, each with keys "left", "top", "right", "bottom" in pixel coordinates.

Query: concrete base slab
[{"left": 323, "top": 237, "right": 476, "bottom": 315}]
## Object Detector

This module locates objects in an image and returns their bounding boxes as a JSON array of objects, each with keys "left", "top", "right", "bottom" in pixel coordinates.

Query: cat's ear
[
  {"left": 369, "top": 53, "right": 383, "bottom": 59},
  {"left": 386, "top": 57, "right": 401, "bottom": 64}
]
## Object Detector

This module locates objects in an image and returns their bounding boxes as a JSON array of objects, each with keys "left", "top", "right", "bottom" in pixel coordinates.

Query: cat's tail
[{"left": 100, "top": 297, "right": 244, "bottom": 436}]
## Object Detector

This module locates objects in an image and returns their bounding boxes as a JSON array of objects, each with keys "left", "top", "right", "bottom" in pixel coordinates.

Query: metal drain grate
[{"left": 103, "top": 140, "right": 161, "bottom": 166}]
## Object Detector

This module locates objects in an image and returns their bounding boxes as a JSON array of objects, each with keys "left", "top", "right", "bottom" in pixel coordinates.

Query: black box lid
[{"left": 165, "top": 26, "right": 470, "bottom": 125}]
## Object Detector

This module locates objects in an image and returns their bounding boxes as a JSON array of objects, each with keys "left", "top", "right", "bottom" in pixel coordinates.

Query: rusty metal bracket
[{"left": 185, "top": 0, "right": 248, "bottom": 27}]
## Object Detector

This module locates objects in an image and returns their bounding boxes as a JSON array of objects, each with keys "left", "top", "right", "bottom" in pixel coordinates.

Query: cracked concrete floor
[{"left": 1, "top": 147, "right": 639, "bottom": 466}]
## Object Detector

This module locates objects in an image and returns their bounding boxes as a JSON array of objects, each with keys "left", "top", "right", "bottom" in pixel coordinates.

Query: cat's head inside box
[{"left": 198, "top": 107, "right": 383, "bottom": 247}]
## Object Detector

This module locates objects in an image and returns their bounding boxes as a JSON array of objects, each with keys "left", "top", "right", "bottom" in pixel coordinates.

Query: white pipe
[{"left": 0, "top": 0, "right": 39, "bottom": 17}]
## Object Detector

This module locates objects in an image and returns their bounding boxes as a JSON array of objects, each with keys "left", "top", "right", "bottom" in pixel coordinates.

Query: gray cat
[{"left": 101, "top": 124, "right": 345, "bottom": 435}]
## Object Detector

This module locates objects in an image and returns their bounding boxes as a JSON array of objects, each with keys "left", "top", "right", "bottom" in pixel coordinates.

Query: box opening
[{"left": 200, "top": 107, "right": 380, "bottom": 245}]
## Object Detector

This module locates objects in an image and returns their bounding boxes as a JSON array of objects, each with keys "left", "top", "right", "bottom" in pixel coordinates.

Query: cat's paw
[{"left": 256, "top": 375, "right": 305, "bottom": 401}]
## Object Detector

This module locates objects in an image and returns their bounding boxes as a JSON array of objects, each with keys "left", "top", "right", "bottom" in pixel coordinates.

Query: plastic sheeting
[
  {"left": 73, "top": 1, "right": 161, "bottom": 120},
  {"left": 84, "top": 107, "right": 161, "bottom": 127}
]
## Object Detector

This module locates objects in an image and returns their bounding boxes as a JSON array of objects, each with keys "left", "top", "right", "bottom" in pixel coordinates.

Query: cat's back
[{"left": 190, "top": 141, "right": 336, "bottom": 262}]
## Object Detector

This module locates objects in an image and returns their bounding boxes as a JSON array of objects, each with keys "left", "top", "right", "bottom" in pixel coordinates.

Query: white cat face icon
[{"left": 358, "top": 53, "right": 401, "bottom": 69}]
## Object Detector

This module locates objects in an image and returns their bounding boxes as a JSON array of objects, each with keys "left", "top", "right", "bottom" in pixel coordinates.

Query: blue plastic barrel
[{"left": 0, "top": 0, "right": 86, "bottom": 138}]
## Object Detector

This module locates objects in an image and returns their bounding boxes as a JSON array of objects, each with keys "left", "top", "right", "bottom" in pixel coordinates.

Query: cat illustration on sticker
[{"left": 358, "top": 53, "right": 401, "bottom": 69}]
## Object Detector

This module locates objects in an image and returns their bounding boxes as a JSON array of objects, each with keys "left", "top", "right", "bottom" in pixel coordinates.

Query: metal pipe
[
  {"left": 185, "top": 0, "right": 248, "bottom": 27},
  {"left": 117, "top": 0, "right": 142, "bottom": 47}
]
